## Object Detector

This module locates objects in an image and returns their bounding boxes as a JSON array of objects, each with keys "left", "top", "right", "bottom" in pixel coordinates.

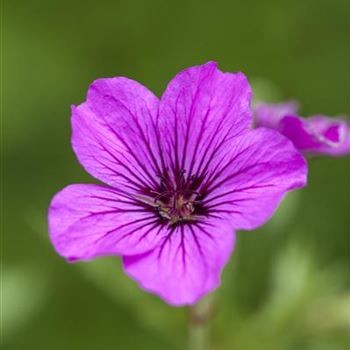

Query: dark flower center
[
  {"left": 134, "top": 169, "right": 209, "bottom": 226},
  {"left": 155, "top": 191, "right": 200, "bottom": 225},
  {"left": 136, "top": 168, "right": 209, "bottom": 226}
]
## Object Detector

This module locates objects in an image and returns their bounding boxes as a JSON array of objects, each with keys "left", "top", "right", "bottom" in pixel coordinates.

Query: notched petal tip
[
  {"left": 69, "top": 75, "right": 161, "bottom": 189},
  {"left": 123, "top": 257, "right": 223, "bottom": 307},
  {"left": 122, "top": 221, "right": 235, "bottom": 306},
  {"left": 202, "top": 60, "right": 218, "bottom": 67}
]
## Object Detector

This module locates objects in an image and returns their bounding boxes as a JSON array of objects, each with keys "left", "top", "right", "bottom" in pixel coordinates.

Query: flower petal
[
  {"left": 254, "top": 101, "right": 299, "bottom": 128},
  {"left": 279, "top": 115, "right": 350, "bottom": 156},
  {"left": 72, "top": 77, "right": 162, "bottom": 191},
  {"left": 123, "top": 217, "right": 235, "bottom": 306},
  {"left": 201, "top": 128, "right": 307, "bottom": 230},
  {"left": 158, "top": 61, "right": 252, "bottom": 179},
  {"left": 48, "top": 184, "right": 165, "bottom": 261}
]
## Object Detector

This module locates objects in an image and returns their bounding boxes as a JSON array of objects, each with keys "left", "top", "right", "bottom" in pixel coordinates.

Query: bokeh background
[{"left": 4, "top": 0, "right": 350, "bottom": 349}]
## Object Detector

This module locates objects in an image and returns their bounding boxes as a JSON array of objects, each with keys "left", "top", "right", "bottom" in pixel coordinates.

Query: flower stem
[{"left": 188, "top": 295, "right": 215, "bottom": 350}]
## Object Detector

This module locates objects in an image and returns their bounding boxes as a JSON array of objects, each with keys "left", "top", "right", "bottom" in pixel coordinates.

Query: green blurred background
[{"left": 4, "top": 0, "right": 350, "bottom": 349}]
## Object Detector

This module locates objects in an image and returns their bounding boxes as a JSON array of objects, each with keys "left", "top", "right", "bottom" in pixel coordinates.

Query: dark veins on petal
[
  {"left": 82, "top": 80, "right": 250, "bottom": 255},
  {"left": 99, "top": 121, "right": 242, "bottom": 231}
]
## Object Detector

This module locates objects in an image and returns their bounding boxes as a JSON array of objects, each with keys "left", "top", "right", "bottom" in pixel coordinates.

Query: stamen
[
  {"left": 151, "top": 169, "right": 205, "bottom": 225},
  {"left": 155, "top": 191, "right": 199, "bottom": 225}
]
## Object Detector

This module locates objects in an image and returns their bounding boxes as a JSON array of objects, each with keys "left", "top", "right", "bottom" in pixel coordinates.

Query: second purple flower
[{"left": 254, "top": 102, "right": 350, "bottom": 156}]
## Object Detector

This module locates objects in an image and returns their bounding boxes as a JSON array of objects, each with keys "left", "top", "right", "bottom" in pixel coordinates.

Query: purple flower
[
  {"left": 255, "top": 102, "right": 350, "bottom": 156},
  {"left": 48, "top": 62, "right": 307, "bottom": 306}
]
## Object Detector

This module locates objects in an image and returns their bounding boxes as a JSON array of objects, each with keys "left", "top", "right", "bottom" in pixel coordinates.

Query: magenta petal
[
  {"left": 201, "top": 128, "right": 307, "bottom": 230},
  {"left": 158, "top": 61, "right": 252, "bottom": 177},
  {"left": 254, "top": 101, "right": 299, "bottom": 128},
  {"left": 278, "top": 116, "right": 320, "bottom": 151},
  {"left": 123, "top": 218, "right": 235, "bottom": 306},
  {"left": 279, "top": 115, "right": 350, "bottom": 156},
  {"left": 48, "top": 184, "right": 164, "bottom": 261},
  {"left": 71, "top": 77, "right": 161, "bottom": 190}
]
